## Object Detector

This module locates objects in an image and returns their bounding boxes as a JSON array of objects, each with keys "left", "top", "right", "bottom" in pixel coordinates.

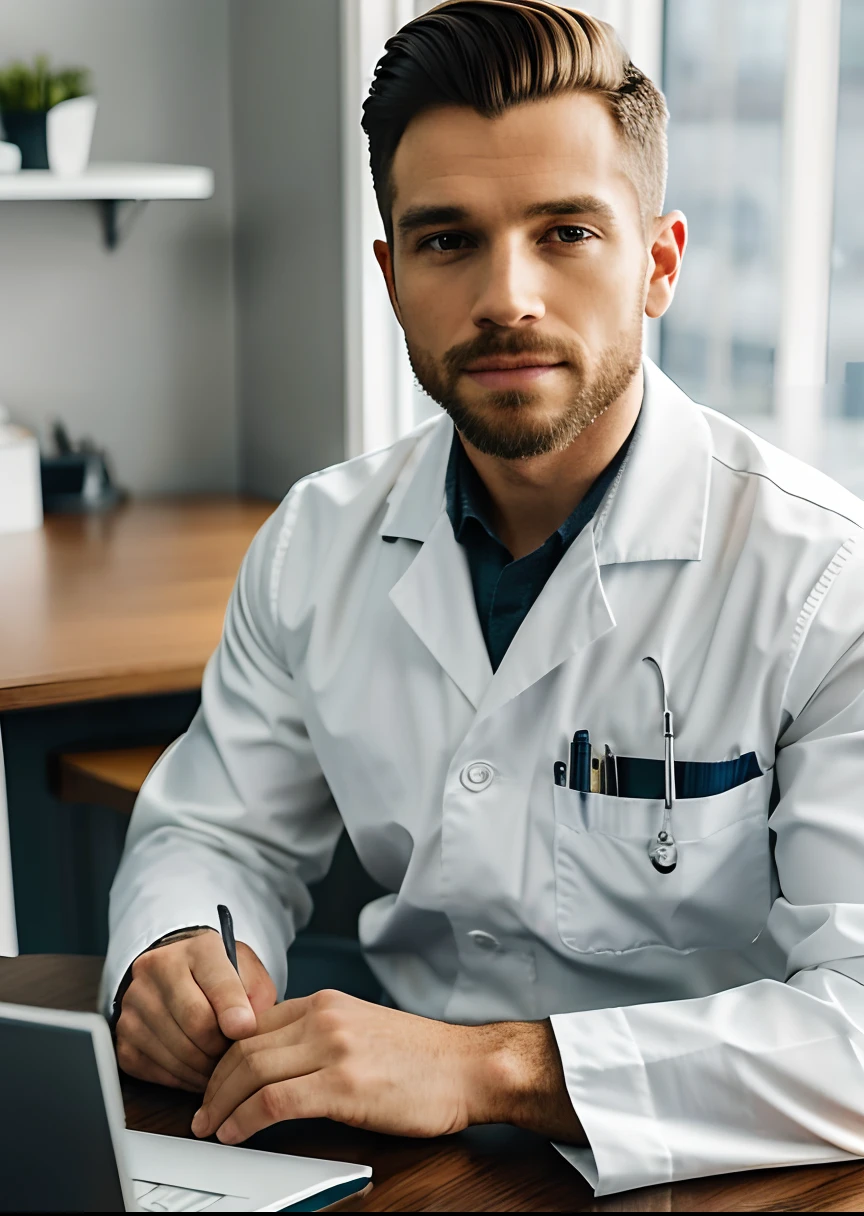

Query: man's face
[{"left": 380, "top": 93, "right": 665, "bottom": 459}]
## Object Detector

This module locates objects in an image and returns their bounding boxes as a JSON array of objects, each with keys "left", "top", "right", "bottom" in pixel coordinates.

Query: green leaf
[{"left": 0, "top": 55, "right": 92, "bottom": 112}]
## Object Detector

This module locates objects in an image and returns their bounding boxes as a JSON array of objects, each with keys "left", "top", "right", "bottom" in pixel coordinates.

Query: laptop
[{"left": 0, "top": 1001, "right": 372, "bottom": 1212}]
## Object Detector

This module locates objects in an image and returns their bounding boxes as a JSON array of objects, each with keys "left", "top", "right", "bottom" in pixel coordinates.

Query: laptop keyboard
[{"left": 133, "top": 1179, "right": 230, "bottom": 1212}]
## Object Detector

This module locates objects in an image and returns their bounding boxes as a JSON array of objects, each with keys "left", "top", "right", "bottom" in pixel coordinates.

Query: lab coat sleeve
[
  {"left": 100, "top": 493, "right": 343, "bottom": 1014},
  {"left": 551, "top": 539, "right": 864, "bottom": 1195}
]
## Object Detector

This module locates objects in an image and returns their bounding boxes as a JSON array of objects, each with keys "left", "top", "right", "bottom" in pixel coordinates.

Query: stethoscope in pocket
[
  {"left": 554, "top": 654, "right": 679, "bottom": 875},
  {"left": 643, "top": 656, "right": 678, "bottom": 874}
]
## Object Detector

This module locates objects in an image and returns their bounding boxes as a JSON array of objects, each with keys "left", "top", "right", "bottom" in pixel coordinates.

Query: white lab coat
[{"left": 103, "top": 360, "right": 864, "bottom": 1195}]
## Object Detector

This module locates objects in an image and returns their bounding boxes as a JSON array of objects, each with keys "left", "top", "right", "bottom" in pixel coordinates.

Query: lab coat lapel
[
  {"left": 380, "top": 361, "right": 713, "bottom": 716},
  {"left": 477, "top": 523, "right": 615, "bottom": 721},
  {"left": 389, "top": 511, "right": 493, "bottom": 709},
  {"left": 477, "top": 359, "right": 714, "bottom": 719},
  {"left": 382, "top": 416, "right": 493, "bottom": 709}
]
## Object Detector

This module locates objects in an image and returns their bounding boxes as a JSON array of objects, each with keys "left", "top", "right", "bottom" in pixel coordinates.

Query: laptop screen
[{"left": 0, "top": 1016, "right": 127, "bottom": 1212}]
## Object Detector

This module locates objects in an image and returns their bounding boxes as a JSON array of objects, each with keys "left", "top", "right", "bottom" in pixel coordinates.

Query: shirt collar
[{"left": 445, "top": 416, "right": 636, "bottom": 555}]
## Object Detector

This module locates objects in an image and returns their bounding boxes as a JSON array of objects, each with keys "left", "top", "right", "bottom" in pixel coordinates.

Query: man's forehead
[{"left": 390, "top": 94, "right": 632, "bottom": 222}]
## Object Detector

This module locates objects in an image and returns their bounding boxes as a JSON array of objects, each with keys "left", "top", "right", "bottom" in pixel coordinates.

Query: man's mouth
[{"left": 462, "top": 356, "right": 566, "bottom": 390}]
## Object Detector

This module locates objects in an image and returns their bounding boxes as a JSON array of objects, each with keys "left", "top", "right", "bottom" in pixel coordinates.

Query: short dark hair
[{"left": 361, "top": 0, "right": 668, "bottom": 243}]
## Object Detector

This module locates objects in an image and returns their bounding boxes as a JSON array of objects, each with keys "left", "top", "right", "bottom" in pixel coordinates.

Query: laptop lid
[{"left": 0, "top": 1001, "right": 138, "bottom": 1213}]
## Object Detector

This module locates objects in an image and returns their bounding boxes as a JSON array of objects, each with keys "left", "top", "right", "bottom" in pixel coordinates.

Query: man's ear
[
  {"left": 374, "top": 239, "right": 404, "bottom": 328},
  {"left": 645, "top": 211, "right": 687, "bottom": 320}
]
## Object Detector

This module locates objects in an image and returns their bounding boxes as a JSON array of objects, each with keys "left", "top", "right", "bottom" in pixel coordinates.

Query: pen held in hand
[{"left": 217, "top": 903, "right": 239, "bottom": 974}]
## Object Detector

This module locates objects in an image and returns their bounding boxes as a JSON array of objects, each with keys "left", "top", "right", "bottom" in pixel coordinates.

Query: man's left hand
[{"left": 190, "top": 989, "right": 583, "bottom": 1145}]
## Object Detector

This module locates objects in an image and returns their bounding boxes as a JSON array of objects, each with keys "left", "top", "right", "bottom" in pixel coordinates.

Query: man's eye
[
  {"left": 424, "top": 233, "right": 470, "bottom": 252},
  {"left": 548, "top": 226, "right": 593, "bottom": 244}
]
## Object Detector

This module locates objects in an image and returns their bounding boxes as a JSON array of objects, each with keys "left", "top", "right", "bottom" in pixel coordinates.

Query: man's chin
[{"left": 444, "top": 403, "right": 578, "bottom": 460}]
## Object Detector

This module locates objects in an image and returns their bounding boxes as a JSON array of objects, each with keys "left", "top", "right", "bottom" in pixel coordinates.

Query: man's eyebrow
[
  {"left": 524, "top": 196, "right": 618, "bottom": 224},
  {"left": 397, "top": 205, "right": 468, "bottom": 235},
  {"left": 396, "top": 196, "right": 618, "bottom": 237}
]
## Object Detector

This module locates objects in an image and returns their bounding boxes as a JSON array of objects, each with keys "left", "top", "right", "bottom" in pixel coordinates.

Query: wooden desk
[
  {"left": 0, "top": 498, "right": 275, "bottom": 711},
  {"left": 4, "top": 956, "right": 864, "bottom": 1212}
]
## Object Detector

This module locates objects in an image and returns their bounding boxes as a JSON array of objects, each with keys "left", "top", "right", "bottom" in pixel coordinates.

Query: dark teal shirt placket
[{"left": 445, "top": 427, "right": 634, "bottom": 672}]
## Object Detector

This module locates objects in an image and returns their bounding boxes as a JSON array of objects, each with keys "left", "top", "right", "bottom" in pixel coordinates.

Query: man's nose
[{"left": 469, "top": 241, "right": 546, "bottom": 329}]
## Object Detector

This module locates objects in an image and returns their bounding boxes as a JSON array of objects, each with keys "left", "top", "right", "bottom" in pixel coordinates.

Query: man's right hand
[{"left": 115, "top": 929, "right": 277, "bottom": 1092}]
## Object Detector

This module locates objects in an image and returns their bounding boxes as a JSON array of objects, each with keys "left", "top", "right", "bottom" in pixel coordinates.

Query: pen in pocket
[{"left": 569, "top": 730, "right": 591, "bottom": 791}]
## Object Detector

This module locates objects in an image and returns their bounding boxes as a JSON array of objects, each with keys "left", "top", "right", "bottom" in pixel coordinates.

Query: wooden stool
[{"left": 55, "top": 745, "right": 167, "bottom": 815}]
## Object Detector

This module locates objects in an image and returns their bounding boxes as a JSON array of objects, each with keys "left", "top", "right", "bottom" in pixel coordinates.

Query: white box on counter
[{"left": 0, "top": 425, "right": 43, "bottom": 534}]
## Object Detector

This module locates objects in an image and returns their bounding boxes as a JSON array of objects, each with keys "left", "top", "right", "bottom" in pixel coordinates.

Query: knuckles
[{"left": 259, "top": 1082, "right": 289, "bottom": 1124}]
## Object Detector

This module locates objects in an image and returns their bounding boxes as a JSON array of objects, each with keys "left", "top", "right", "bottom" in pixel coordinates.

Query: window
[
  {"left": 826, "top": 0, "right": 864, "bottom": 495},
  {"left": 662, "top": 0, "right": 788, "bottom": 423}
]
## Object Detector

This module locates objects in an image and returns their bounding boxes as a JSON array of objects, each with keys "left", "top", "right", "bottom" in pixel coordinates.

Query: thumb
[{"left": 192, "top": 950, "right": 257, "bottom": 1041}]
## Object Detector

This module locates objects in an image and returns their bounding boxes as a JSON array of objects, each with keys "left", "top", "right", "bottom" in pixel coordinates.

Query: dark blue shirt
[{"left": 445, "top": 428, "right": 634, "bottom": 671}]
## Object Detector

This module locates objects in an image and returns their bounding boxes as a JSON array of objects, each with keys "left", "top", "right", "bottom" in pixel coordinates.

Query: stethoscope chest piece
[{"left": 648, "top": 829, "right": 678, "bottom": 874}]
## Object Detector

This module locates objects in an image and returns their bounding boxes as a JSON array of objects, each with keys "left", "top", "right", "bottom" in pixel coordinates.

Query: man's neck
[{"left": 460, "top": 368, "right": 643, "bottom": 560}]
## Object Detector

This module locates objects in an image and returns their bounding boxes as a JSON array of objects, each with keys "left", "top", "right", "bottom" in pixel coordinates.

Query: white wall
[{"left": 0, "top": 0, "right": 238, "bottom": 495}]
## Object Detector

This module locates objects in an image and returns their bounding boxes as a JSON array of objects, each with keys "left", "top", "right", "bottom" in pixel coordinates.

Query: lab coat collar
[
  {"left": 593, "top": 358, "right": 713, "bottom": 566},
  {"left": 379, "top": 358, "right": 713, "bottom": 565},
  {"left": 378, "top": 416, "right": 451, "bottom": 545},
  {"left": 381, "top": 358, "right": 712, "bottom": 711}
]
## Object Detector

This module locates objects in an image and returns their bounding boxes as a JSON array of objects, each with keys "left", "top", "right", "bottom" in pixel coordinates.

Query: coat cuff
[{"left": 550, "top": 1006, "right": 672, "bottom": 1196}]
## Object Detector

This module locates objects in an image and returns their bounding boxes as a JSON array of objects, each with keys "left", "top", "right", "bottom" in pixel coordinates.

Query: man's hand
[
  {"left": 190, "top": 989, "right": 583, "bottom": 1145},
  {"left": 115, "top": 929, "right": 277, "bottom": 1092}
]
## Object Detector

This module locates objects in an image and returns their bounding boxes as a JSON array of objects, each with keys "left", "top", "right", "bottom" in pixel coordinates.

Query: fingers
[
  {"left": 217, "top": 1076, "right": 330, "bottom": 1145},
  {"left": 190, "top": 947, "right": 257, "bottom": 1041},
  {"left": 116, "top": 932, "right": 277, "bottom": 1104},
  {"left": 154, "top": 969, "right": 230, "bottom": 1059},
  {"left": 193, "top": 1024, "right": 314, "bottom": 1138},
  {"left": 237, "top": 942, "right": 277, "bottom": 1016},
  {"left": 115, "top": 1031, "right": 205, "bottom": 1093},
  {"left": 115, "top": 1006, "right": 210, "bottom": 1091},
  {"left": 200, "top": 999, "right": 308, "bottom": 1107},
  {"left": 123, "top": 981, "right": 216, "bottom": 1078}
]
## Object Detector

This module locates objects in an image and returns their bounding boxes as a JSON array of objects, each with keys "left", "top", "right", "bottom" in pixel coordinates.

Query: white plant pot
[
  {"left": 0, "top": 140, "right": 21, "bottom": 173},
  {"left": 47, "top": 95, "right": 97, "bottom": 176}
]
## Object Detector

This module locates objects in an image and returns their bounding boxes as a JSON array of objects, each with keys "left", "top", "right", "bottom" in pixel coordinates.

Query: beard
[{"left": 406, "top": 314, "right": 643, "bottom": 461}]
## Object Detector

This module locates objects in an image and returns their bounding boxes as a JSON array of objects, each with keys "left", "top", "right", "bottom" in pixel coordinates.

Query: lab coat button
[
  {"left": 467, "top": 930, "right": 500, "bottom": 951},
  {"left": 460, "top": 762, "right": 494, "bottom": 791}
]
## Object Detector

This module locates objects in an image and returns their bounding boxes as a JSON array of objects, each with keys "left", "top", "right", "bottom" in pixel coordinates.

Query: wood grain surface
[
  {"left": 3, "top": 955, "right": 864, "bottom": 1211},
  {"left": 0, "top": 497, "right": 275, "bottom": 711}
]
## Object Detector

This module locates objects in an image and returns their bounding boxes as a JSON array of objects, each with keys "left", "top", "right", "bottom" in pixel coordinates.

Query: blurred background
[
  {"left": 0, "top": 0, "right": 860, "bottom": 498},
  {"left": 0, "top": 0, "right": 861, "bottom": 962}
]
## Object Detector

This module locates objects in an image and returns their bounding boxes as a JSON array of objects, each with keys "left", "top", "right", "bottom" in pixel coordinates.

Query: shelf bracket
[{"left": 97, "top": 199, "right": 148, "bottom": 250}]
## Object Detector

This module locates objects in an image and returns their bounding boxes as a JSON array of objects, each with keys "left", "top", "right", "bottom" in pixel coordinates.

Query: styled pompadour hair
[{"left": 361, "top": 0, "right": 668, "bottom": 242}]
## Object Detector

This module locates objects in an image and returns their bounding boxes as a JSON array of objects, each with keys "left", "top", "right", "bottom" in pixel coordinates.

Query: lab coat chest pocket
[{"left": 553, "top": 770, "right": 773, "bottom": 955}]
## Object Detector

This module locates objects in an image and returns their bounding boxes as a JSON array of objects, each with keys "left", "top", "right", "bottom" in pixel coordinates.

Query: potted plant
[{"left": 0, "top": 55, "right": 95, "bottom": 172}]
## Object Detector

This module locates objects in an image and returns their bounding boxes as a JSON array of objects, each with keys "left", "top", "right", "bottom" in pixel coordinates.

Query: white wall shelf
[{"left": 0, "top": 162, "right": 214, "bottom": 248}]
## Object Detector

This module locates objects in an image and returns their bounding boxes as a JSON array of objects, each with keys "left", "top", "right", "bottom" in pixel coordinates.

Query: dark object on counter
[
  {"left": 40, "top": 423, "right": 125, "bottom": 513},
  {"left": 0, "top": 109, "right": 48, "bottom": 168}
]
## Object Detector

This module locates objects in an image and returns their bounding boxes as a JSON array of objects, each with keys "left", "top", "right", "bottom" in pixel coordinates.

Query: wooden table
[
  {"left": 3, "top": 957, "right": 864, "bottom": 1212},
  {"left": 0, "top": 497, "right": 275, "bottom": 711}
]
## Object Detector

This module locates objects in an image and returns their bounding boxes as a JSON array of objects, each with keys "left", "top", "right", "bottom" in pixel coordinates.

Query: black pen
[
  {"left": 569, "top": 730, "right": 591, "bottom": 791},
  {"left": 217, "top": 903, "right": 239, "bottom": 974}
]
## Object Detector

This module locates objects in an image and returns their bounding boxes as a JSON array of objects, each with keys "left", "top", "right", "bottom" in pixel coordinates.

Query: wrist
[
  {"left": 461, "top": 1021, "right": 539, "bottom": 1126},
  {"left": 461, "top": 1020, "right": 584, "bottom": 1142}
]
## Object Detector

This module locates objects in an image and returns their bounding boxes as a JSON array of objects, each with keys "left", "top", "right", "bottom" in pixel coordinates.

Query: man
[{"left": 103, "top": 0, "right": 864, "bottom": 1196}]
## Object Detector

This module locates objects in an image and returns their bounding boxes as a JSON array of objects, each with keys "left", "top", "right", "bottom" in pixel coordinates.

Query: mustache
[{"left": 441, "top": 331, "right": 581, "bottom": 376}]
